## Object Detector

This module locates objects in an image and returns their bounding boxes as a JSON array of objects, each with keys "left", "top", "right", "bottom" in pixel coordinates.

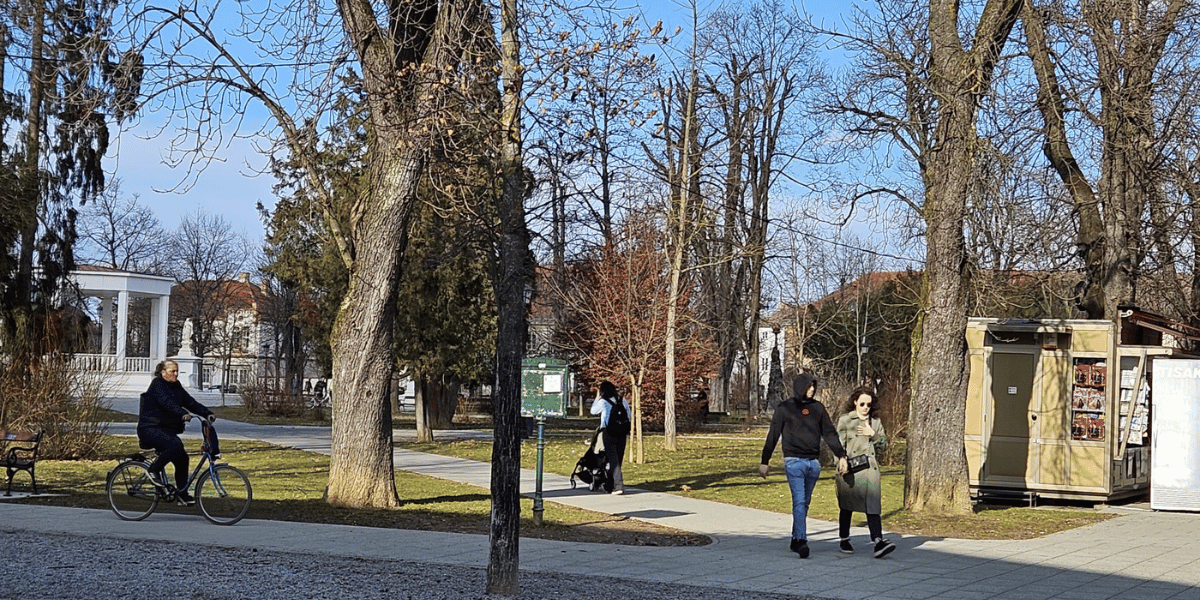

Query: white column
[
  {"left": 100, "top": 295, "right": 113, "bottom": 355},
  {"left": 152, "top": 294, "right": 170, "bottom": 362},
  {"left": 116, "top": 290, "right": 129, "bottom": 370}
]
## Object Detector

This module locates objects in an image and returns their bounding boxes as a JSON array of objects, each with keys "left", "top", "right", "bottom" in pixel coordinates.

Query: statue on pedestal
[{"left": 178, "top": 318, "right": 195, "bottom": 357}]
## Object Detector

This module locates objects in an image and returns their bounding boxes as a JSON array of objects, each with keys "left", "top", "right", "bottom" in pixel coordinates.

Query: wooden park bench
[{"left": 1, "top": 429, "right": 43, "bottom": 496}]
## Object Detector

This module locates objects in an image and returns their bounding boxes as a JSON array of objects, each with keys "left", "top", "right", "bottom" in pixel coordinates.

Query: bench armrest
[{"left": 4, "top": 446, "right": 37, "bottom": 463}]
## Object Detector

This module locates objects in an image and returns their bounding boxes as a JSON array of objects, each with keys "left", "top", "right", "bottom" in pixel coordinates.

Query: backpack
[{"left": 606, "top": 398, "right": 631, "bottom": 437}]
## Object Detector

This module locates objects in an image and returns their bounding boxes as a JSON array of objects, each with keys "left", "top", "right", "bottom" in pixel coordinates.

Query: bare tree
[
  {"left": 524, "top": 11, "right": 661, "bottom": 249},
  {"left": 658, "top": 4, "right": 703, "bottom": 451},
  {"left": 904, "top": 0, "right": 1024, "bottom": 516},
  {"left": 705, "top": 0, "right": 823, "bottom": 433},
  {"left": 1023, "top": 0, "right": 1196, "bottom": 320},
  {"left": 77, "top": 180, "right": 167, "bottom": 273},
  {"left": 120, "top": 0, "right": 498, "bottom": 510},
  {"left": 166, "top": 210, "right": 250, "bottom": 363},
  {"left": 817, "top": 0, "right": 1022, "bottom": 515},
  {"left": 551, "top": 208, "right": 717, "bottom": 463},
  {"left": 490, "top": 0, "right": 528, "bottom": 590}
]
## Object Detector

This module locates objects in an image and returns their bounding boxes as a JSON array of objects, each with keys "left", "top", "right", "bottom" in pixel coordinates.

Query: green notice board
[{"left": 521, "top": 357, "right": 569, "bottom": 417}]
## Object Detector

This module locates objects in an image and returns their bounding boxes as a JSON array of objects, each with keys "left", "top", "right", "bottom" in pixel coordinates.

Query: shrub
[
  {"left": 0, "top": 354, "right": 109, "bottom": 460},
  {"left": 240, "top": 380, "right": 309, "bottom": 417}
]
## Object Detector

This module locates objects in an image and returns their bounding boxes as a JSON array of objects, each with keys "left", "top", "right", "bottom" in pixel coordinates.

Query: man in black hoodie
[{"left": 759, "top": 373, "right": 848, "bottom": 558}]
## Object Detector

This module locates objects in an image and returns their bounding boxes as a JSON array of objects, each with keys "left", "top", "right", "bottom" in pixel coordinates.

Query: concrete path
[{"left": 3, "top": 397, "right": 1199, "bottom": 599}]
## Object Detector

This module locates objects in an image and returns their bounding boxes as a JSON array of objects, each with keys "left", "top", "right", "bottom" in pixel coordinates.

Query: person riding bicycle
[{"left": 137, "top": 359, "right": 215, "bottom": 505}]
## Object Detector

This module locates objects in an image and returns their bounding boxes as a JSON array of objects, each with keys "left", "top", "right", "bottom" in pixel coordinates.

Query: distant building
[{"left": 169, "top": 272, "right": 318, "bottom": 392}]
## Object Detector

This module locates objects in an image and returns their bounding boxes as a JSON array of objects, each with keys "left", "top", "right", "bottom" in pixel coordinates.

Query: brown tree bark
[
  {"left": 125, "top": 0, "right": 492, "bottom": 511},
  {"left": 1024, "top": 0, "right": 1187, "bottom": 319},
  {"left": 905, "top": 0, "right": 1022, "bottom": 516},
  {"left": 415, "top": 377, "right": 460, "bottom": 441},
  {"left": 326, "top": 149, "right": 417, "bottom": 506},
  {"left": 487, "top": 0, "right": 529, "bottom": 590},
  {"left": 324, "top": 0, "right": 488, "bottom": 509},
  {"left": 1023, "top": 3, "right": 1106, "bottom": 317}
]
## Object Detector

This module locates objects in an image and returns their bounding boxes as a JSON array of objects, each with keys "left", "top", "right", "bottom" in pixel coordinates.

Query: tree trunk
[
  {"left": 630, "top": 381, "right": 645, "bottom": 464},
  {"left": 416, "top": 377, "right": 459, "bottom": 440},
  {"left": 905, "top": 0, "right": 1021, "bottom": 516},
  {"left": 325, "top": 147, "right": 420, "bottom": 509},
  {"left": 1022, "top": 1, "right": 1107, "bottom": 318},
  {"left": 486, "top": 0, "right": 528, "bottom": 590},
  {"left": 415, "top": 379, "right": 434, "bottom": 443},
  {"left": 322, "top": 0, "right": 494, "bottom": 509},
  {"left": 1025, "top": 0, "right": 1186, "bottom": 319},
  {"left": 662, "top": 39, "right": 704, "bottom": 452},
  {"left": 4, "top": 0, "right": 47, "bottom": 367}
]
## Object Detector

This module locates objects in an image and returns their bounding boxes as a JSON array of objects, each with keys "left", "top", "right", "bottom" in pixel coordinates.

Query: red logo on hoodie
[{"left": 801, "top": 408, "right": 810, "bottom": 415}]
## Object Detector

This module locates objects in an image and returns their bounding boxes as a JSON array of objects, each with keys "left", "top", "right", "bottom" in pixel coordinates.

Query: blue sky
[{"left": 107, "top": 119, "right": 272, "bottom": 240}]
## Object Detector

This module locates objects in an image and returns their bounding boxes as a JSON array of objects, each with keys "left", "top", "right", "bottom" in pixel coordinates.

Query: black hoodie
[{"left": 760, "top": 373, "right": 846, "bottom": 464}]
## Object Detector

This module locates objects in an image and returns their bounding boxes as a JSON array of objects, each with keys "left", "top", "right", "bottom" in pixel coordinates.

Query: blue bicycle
[{"left": 106, "top": 419, "right": 252, "bottom": 525}]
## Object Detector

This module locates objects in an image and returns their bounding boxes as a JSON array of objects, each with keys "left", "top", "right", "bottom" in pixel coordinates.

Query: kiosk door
[{"left": 985, "top": 351, "right": 1043, "bottom": 484}]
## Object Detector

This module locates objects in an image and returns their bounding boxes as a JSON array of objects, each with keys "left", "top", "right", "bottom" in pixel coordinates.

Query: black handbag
[{"left": 846, "top": 454, "right": 871, "bottom": 473}]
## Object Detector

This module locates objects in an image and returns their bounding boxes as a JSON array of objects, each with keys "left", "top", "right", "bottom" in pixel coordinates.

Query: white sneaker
[
  {"left": 610, "top": 489, "right": 623, "bottom": 495},
  {"left": 147, "top": 470, "right": 168, "bottom": 488}
]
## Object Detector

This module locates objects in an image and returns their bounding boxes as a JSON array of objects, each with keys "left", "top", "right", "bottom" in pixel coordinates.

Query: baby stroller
[{"left": 569, "top": 427, "right": 609, "bottom": 491}]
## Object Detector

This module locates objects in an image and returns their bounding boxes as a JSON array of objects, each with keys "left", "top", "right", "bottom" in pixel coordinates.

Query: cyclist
[{"left": 137, "top": 359, "right": 215, "bottom": 505}]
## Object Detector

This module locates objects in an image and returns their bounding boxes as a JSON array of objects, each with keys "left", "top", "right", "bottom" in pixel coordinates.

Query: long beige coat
[{"left": 835, "top": 413, "right": 887, "bottom": 514}]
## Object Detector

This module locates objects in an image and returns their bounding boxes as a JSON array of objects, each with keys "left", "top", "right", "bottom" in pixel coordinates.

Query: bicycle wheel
[
  {"left": 107, "top": 461, "right": 159, "bottom": 521},
  {"left": 195, "top": 464, "right": 252, "bottom": 525}
]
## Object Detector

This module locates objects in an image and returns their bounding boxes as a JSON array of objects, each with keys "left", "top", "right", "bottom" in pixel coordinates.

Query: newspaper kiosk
[{"left": 964, "top": 309, "right": 1200, "bottom": 504}]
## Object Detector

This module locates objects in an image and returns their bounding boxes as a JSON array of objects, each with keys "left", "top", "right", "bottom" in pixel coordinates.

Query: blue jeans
[{"left": 784, "top": 457, "right": 821, "bottom": 541}]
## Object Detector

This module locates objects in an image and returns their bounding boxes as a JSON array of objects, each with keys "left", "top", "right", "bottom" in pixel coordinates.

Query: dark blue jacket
[{"left": 137, "top": 377, "right": 212, "bottom": 434}]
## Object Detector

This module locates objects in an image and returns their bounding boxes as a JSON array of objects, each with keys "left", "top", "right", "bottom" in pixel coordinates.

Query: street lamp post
[
  {"left": 857, "top": 337, "right": 869, "bottom": 385},
  {"left": 533, "top": 415, "right": 546, "bottom": 526}
]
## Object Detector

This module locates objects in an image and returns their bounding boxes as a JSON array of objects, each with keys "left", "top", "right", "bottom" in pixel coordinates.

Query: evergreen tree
[
  {"left": 262, "top": 80, "right": 362, "bottom": 377},
  {"left": 1, "top": 0, "right": 132, "bottom": 370},
  {"left": 394, "top": 197, "right": 497, "bottom": 440}
]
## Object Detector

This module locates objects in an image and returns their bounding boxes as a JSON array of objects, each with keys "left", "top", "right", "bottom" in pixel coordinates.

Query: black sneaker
[
  {"left": 840, "top": 539, "right": 854, "bottom": 554},
  {"left": 176, "top": 490, "right": 196, "bottom": 506},
  {"left": 790, "top": 538, "right": 810, "bottom": 558},
  {"left": 874, "top": 538, "right": 896, "bottom": 559}
]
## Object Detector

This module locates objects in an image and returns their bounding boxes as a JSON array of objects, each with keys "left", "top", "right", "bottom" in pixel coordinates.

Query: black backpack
[{"left": 606, "top": 398, "right": 631, "bottom": 437}]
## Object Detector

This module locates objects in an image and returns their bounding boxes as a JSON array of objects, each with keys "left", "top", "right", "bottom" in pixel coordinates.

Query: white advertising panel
[{"left": 1150, "top": 358, "right": 1200, "bottom": 511}]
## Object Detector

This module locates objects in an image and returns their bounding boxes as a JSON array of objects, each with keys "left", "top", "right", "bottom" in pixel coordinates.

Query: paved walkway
[{"left": 3, "top": 398, "right": 1199, "bottom": 599}]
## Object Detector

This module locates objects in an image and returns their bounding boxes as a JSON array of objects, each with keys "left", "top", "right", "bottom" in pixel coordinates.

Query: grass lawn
[
  {"left": 76, "top": 405, "right": 1115, "bottom": 541},
  {"left": 17, "top": 435, "right": 707, "bottom": 546},
  {"left": 401, "top": 431, "right": 1117, "bottom": 540}
]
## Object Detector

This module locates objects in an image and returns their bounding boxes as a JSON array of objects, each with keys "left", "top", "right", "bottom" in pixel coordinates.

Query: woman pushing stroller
[{"left": 590, "top": 381, "right": 631, "bottom": 495}]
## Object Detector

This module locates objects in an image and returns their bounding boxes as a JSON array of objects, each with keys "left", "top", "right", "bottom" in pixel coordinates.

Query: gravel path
[{"left": 4, "top": 530, "right": 825, "bottom": 600}]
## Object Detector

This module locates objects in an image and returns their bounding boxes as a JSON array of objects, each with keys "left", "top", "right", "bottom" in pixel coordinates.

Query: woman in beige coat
[{"left": 835, "top": 387, "right": 895, "bottom": 558}]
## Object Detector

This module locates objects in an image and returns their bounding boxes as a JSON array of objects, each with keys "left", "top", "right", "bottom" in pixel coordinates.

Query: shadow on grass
[
  {"left": 402, "top": 493, "right": 491, "bottom": 506},
  {"left": 636, "top": 468, "right": 766, "bottom": 494}
]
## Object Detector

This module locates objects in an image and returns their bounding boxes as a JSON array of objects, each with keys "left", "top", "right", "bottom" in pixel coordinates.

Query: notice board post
[{"left": 521, "top": 357, "right": 569, "bottom": 525}]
